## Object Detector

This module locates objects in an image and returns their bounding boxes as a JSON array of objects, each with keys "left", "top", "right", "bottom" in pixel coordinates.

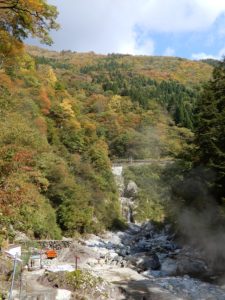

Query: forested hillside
[
  {"left": 1, "top": 0, "right": 221, "bottom": 243},
  {"left": 0, "top": 42, "right": 214, "bottom": 242}
]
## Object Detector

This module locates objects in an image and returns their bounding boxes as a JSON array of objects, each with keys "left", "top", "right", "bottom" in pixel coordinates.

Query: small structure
[
  {"left": 28, "top": 255, "right": 41, "bottom": 271},
  {"left": 45, "top": 249, "right": 57, "bottom": 259}
]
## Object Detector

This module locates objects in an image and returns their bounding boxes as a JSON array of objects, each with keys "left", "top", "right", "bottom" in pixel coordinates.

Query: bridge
[{"left": 112, "top": 158, "right": 175, "bottom": 167}]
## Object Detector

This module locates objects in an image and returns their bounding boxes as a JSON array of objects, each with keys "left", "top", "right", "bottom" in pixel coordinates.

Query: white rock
[
  {"left": 46, "top": 264, "right": 75, "bottom": 273},
  {"left": 56, "top": 289, "right": 72, "bottom": 300},
  {"left": 112, "top": 166, "right": 123, "bottom": 176}
]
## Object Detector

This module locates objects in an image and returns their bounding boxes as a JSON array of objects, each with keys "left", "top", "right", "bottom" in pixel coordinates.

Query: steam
[
  {"left": 178, "top": 207, "right": 225, "bottom": 272},
  {"left": 172, "top": 166, "right": 225, "bottom": 274}
]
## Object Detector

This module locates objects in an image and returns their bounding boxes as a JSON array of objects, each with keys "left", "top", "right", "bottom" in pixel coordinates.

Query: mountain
[{"left": 0, "top": 45, "right": 213, "bottom": 241}]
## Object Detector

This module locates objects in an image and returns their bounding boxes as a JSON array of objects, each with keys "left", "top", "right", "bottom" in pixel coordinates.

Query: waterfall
[{"left": 112, "top": 165, "right": 135, "bottom": 223}]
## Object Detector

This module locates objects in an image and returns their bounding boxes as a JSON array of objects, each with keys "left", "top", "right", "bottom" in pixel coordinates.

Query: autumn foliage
[{"left": 0, "top": 2, "right": 214, "bottom": 240}]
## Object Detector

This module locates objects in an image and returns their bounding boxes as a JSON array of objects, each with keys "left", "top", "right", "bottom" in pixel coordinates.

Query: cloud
[
  {"left": 191, "top": 52, "right": 217, "bottom": 60},
  {"left": 192, "top": 46, "right": 225, "bottom": 60},
  {"left": 34, "top": 0, "right": 225, "bottom": 55}
]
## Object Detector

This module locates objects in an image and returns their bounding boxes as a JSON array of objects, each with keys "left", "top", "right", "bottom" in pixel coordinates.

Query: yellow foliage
[
  {"left": 82, "top": 119, "right": 97, "bottom": 133},
  {"left": 108, "top": 95, "right": 122, "bottom": 112},
  {"left": 60, "top": 99, "right": 75, "bottom": 117},
  {"left": 38, "top": 65, "right": 57, "bottom": 85},
  {"left": 18, "top": 53, "right": 36, "bottom": 71}
]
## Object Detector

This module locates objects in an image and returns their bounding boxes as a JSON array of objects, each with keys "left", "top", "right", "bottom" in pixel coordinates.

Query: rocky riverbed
[
  {"left": 40, "top": 221, "right": 224, "bottom": 300},
  {"left": 7, "top": 163, "right": 225, "bottom": 299},
  {"left": 6, "top": 220, "right": 225, "bottom": 299},
  {"left": 36, "top": 163, "right": 225, "bottom": 299}
]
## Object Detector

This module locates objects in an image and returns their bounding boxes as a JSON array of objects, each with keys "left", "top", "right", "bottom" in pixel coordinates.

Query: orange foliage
[
  {"left": 0, "top": 72, "right": 13, "bottom": 89},
  {"left": 0, "top": 180, "right": 36, "bottom": 215},
  {"left": 87, "top": 94, "right": 108, "bottom": 113},
  {"left": 0, "top": 146, "right": 35, "bottom": 176},
  {"left": 13, "top": 149, "right": 34, "bottom": 164},
  {"left": 34, "top": 117, "right": 47, "bottom": 135},
  {"left": 0, "top": 186, "right": 24, "bottom": 215},
  {"left": 39, "top": 87, "right": 51, "bottom": 115}
]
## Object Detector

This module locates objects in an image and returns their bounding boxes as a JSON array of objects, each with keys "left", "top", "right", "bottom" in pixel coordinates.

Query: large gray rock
[
  {"left": 128, "top": 252, "right": 161, "bottom": 271},
  {"left": 125, "top": 180, "right": 138, "bottom": 197},
  {"left": 137, "top": 254, "right": 161, "bottom": 271},
  {"left": 161, "top": 256, "right": 208, "bottom": 277},
  {"left": 176, "top": 256, "right": 208, "bottom": 276},
  {"left": 161, "top": 258, "right": 178, "bottom": 276}
]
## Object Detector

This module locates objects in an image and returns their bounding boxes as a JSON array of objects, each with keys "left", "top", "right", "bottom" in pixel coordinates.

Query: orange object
[{"left": 45, "top": 249, "right": 57, "bottom": 259}]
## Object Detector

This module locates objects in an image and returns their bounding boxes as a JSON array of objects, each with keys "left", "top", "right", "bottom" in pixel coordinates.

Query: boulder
[
  {"left": 161, "top": 256, "right": 208, "bottom": 277},
  {"left": 14, "top": 231, "right": 29, "bottom": 242},
  {"left": 125, "top": 180, "right": 138, "bottom": 197},
  {"left": 161, "top": 258, "right": 178, "bottom": 276},
  {"left": 133, "top": 253, "right": 161, "bottom": 271},
  {"left": 176, "top": 257, "right": 208, "bottom": 276}
]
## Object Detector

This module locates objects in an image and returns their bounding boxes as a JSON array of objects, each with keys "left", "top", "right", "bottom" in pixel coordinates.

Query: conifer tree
[{"left": 195, "top": 59, "right": 225, "bottom": 202}]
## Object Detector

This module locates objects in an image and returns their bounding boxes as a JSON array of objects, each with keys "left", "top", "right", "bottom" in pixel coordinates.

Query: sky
[{"left": 29, "top": 0, "right": 225, "bottom": 60}]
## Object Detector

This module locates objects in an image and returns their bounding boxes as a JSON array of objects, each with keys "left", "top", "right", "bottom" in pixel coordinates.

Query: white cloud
[
  {"left": 192, "top": 46, "right": 225, "bottom": 60},
  {"left": 36, "top": 0, "right": 225, "bottom": 55},
  {"left": 192, "top": 52, "right": 217, "bottom": 60}
]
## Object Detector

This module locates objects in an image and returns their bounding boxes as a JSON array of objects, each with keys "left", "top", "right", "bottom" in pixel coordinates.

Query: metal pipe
[{"left": 8, "top": 254, "right": 17, "bottom": 300}]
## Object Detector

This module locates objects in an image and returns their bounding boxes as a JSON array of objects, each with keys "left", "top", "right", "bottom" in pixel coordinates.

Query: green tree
[{"left": 195, "top": 59, "right": 225, "bottom": 202}]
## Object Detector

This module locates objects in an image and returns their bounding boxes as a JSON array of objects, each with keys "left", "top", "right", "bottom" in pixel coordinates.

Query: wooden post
[
  {"left": 75, "top": 255, "right": 80, "bottom": 270},
  {"left": 40, "top": 248, "right": 43, "bottom": 269}
]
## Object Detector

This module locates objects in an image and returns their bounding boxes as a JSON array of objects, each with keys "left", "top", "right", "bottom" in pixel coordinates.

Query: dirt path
[{"left": 14, "top": 270, "right": 71, "bottom": 300}]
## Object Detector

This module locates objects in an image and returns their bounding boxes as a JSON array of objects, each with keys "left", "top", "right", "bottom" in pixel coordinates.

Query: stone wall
[{"left": 20, "top": 240, "right": 73, "bottom": 250}]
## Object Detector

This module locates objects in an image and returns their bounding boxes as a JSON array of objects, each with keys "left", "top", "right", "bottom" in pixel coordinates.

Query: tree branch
[{"left": 0, "top": 0, "right": 19, "bottom": 10}]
